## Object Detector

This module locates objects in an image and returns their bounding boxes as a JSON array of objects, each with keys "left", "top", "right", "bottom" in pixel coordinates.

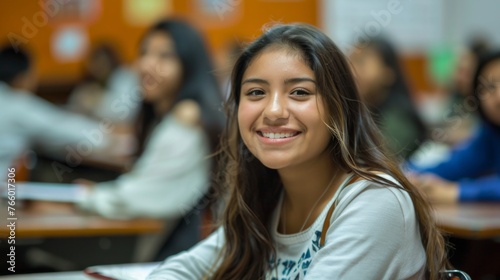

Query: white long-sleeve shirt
[
  {"left": 0, "top": 82, "right": 105, "bottom": 182},
  {"left": 146, "top": 174, "right": 426, "bottom": 280},
  {"left": 77, "top": 113, "right": 210, "bottom": 220}
]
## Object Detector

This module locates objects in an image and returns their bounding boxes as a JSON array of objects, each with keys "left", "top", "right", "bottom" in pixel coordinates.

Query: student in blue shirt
[{"left": 410, "top": 51, "right": 500, "bottom": 203}]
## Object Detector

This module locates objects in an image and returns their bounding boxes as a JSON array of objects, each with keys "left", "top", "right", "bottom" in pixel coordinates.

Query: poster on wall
[
  {"left": 43, "top": 0, "right": 102, "bottom": 25},
  {"left": 51, "top": 25, "right": 88, "bottom": 62},
  {"left": 123, "top": 0, "right": 172, "bottom": 26},
  {"left": 192, "top": 0, "right": 243, "bottom": 28}
]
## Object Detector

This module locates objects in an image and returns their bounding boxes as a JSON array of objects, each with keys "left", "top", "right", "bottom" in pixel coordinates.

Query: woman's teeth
[{"left": 261, "top": 132, "right": 297, "bottom": 139}]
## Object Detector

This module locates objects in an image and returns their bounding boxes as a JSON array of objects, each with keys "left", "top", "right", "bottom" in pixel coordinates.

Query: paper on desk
[
  {"left": 84, "top": 262, "right": 160, "bottom": 280},
  {"left": 1, "top": 182, "right": 85, "bottom": 203}
]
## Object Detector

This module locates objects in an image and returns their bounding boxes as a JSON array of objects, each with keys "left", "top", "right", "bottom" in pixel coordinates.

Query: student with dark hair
[
  {"left": 0, "top": 45, "right": 106, "bottom": 182},
  {"left": 77, "top": 19, "right": 224, "bottom": 224},
  {"left": 349, "top": 36, "right": 427, "bottom": 159},
  {"left": 147, "top": 23, "right": 447, "bottom": 280},
  {"left": 433, "top": 37, "right": 492, "bottom": 145},
  {"left": 410, "top": 51, "right": 500, "bottom": 203}
]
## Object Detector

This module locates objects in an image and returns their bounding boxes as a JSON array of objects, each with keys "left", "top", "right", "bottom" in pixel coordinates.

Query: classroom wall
[
  {"left": 444, "top": 0, "right": 500, "bottom": 46},
  {"left": 0, "top": 0, "right": 318, "bottom": 85},
  {"left": 321, "top": 0, "right": 445, "bottom": 95},
  {"left": 321, "top": 0, "right": 500, "bottom": 96}
]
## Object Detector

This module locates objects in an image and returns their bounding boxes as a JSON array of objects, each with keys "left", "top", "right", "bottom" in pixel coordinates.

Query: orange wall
[
  {"left": 0, "top": 0, "right": 319, "bottom": 83},
  {"left": 401, "top": 55, "right": 434, "bottom": 97}
]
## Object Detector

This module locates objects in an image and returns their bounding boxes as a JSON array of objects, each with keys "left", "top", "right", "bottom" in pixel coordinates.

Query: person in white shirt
[
  {"left": 0, "top": 46, "right": 107, "bottom": 182},
  {"left": 147, "top": 24, "right": 448, "bottom": 280},
  {"left": 77, "top": 19, "right": 225, "bottom": 234}
]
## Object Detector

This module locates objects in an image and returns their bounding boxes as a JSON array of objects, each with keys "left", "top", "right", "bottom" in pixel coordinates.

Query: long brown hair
[{"left": 212, "top": 23, "right": 447, "bottom": 280}]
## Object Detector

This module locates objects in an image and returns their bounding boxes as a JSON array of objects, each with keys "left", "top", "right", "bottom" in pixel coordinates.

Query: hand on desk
[
  {"left": 411, "top": 173, "right": 459, "bottom": 204},
  {"left": 74, "top": 179, "right": 96, "bottom": 200},
  {"left": 74, "top": 179, "right": 96, "bottom": 188}
]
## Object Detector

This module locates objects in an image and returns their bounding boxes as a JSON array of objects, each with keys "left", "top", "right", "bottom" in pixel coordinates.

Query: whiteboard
[{"left": 322, "top": 0, "right": 445, "bottom": 53}]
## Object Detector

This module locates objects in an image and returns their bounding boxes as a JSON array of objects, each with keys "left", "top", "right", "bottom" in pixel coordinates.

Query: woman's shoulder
[
  {"left": 336, "top": 173, "right": 414, "bottom": 218},
  {"left": 156, "top": 101, "right": 204, "bottom": 135}
]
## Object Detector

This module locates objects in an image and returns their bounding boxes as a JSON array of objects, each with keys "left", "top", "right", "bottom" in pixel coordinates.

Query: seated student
[
  {"left": 409, "top": 51, "right": 500, "bottom": 203},
  {"left": 349, "top": 36, "right": 427, "bottom": 160},
  {"left": 0, "top": 45, "right": 107, "bottom": 182},
  {"left": 432, "top": 37, "right": 491, "bottom": 145},
  {"left": 147, "top": 24, "right": 448, "bottom": 280},
  {"left": 77, "top": 19, "right": 225, "bottom": 221},
  {"left": 67, "top": 43, "right": 140, "bottom": 125}
]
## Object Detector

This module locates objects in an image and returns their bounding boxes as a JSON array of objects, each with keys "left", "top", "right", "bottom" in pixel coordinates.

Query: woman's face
[
  {"left": 138, "top": 31, "right": 183, "bottom": 103},
  {"left": 86, "top": 50, "right": 114, "bottom": 83},
  {"left": 237, "top": 47, "right": 332, "bottom": 170},
  {"left": 478, "top": 59, "right": 500, "bottom": 126},
  {"left": 349, "top": 46, "right": 393, "bottom": 105},
  {"left": 453, "top": 50, "right": 476, "bottom": 96}
]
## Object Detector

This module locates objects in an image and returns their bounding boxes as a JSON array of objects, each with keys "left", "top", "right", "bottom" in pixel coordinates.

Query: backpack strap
[{"left": 319, "top": 174, "right": 361, "bottom": 248}]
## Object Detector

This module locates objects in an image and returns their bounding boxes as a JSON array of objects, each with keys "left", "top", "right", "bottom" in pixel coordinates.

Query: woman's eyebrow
[
  {"left": 242, "top": 78, "right": 269, "bottom": 85},
  {"left": 284, "top": 77, "right": 316, "bottom": 85},
  {"left": 242, "top": 77, "right": 316, "bottom": 85}
]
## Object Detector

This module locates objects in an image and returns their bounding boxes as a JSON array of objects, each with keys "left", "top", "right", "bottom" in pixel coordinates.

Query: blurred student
[
  {"left": 410, "top": 51, "right": 500, "bottom": 203},
  {"left": 449, "top": 37, "right": 490, "bottom": 108},
  {"left": 147, "top": 24, "right": 447, "bottom": 280},
  {"left": 0, "top": 45, "right": 107, "bottom": 182},
  {"left": 77, "top": 19, "right": 225, "bottom": 223},
  {"left": 436, "top": 38, "right": 491, "bottom": 145},
  {"left": 67, "top": 43, "right": 140, "bottom": 124},
  {"left": 349, "top": 36, "right": 427, "bottom": 160}
]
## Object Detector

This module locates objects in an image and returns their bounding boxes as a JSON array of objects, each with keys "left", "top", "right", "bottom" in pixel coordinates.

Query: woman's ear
[{"left": 173, "top": 99, "right": 201, "bottom": 127}]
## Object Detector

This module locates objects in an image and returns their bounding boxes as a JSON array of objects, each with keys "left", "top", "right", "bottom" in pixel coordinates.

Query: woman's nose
[{"left": 263, "top": 91, "right": 289, "bottom": 122}]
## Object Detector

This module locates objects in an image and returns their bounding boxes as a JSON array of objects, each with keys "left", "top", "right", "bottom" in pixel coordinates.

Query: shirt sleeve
[
  {"left": 78, "top": 117, "right": 210, "bottom": 219},
  {"left": 20, "top": 93, "right": 108, "bottom": 152},
  {"left": 146, "top": 227, "right": 224, "bottom": 280},
  {"left": 305, "top": 185, "right": 426, "bottom": 280},
  {"left": 459, "top": 175, "right": 500, "bottom": 201},
  {"left": 412, "top": 122, "right": 493, "bottom": 181}
]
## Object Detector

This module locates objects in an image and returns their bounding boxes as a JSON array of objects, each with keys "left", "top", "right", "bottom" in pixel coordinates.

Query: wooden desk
[
  {"left": 434, "top": 203, "right": 500, "bottom": 239},
  {"left": 0, "top": 201, "right": 164, "bottom": 238},
  {"left": 0, "top": 271, "right": 91, "bottom": 280}
]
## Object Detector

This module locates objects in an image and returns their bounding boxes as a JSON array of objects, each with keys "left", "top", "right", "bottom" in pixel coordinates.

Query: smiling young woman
[{"left": 147, "top": 23, "right": 448, "bottom": 280}]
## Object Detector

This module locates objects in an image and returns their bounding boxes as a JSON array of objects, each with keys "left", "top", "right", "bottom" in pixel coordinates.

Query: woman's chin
[{"left": 257, "top": 158, "right": 292, "bottom": 171}]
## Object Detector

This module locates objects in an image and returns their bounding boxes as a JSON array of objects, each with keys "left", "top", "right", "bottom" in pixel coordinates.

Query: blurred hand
[
  {"left": 414, "top": 173, "right": 459, "bottom": 204},
  {"left": 73, "top": 179, "right": 96, "bottom": 192}
]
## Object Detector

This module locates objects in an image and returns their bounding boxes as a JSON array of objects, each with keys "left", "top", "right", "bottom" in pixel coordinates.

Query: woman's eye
[
  {"left": 480, "top": 83, "right": 497, "bottom": 95},
  {"left": 291, "top": 89, "right": 310, "bottom": 96},
  {"left": 247, "top": 89, "right": 265, "bottom": 96}
]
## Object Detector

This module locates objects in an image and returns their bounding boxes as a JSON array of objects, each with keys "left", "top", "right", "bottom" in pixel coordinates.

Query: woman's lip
[
  {"left": 257, "top": 128, "right": 300, "bottom": 134},
  {"left": 256, "top": 131, "right": 301, "bottom": 144}
]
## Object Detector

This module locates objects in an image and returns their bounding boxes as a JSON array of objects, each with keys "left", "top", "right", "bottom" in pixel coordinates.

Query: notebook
[
  {"left": 1, "top": 182, "right": 85, "bottom": 203},
  {"left": 84, "top": 262, "right": 160, "bottom": 280}
]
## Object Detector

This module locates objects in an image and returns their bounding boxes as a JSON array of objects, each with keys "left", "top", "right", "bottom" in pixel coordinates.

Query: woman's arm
[
  {"left": 459, "top": 175, "right": 500, "bottom": 201},
  {"left": 146, "top": 228, "right": 224, "bottom": 280},
  {"left": 412, "top": 122, "right": 494, "bottom": 181},
  {"left": 77, "top": 116, "right": 210, "bottom": 219}
]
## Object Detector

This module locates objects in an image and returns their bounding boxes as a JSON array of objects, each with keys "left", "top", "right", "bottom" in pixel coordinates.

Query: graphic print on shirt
[{"left": 268, "top": 230, "right": 322, "bottom": 280}]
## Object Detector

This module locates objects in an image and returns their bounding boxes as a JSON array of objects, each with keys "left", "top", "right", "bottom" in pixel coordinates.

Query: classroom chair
[{"left": 440, "top": 269, "right": 472, "bottom": 280}]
